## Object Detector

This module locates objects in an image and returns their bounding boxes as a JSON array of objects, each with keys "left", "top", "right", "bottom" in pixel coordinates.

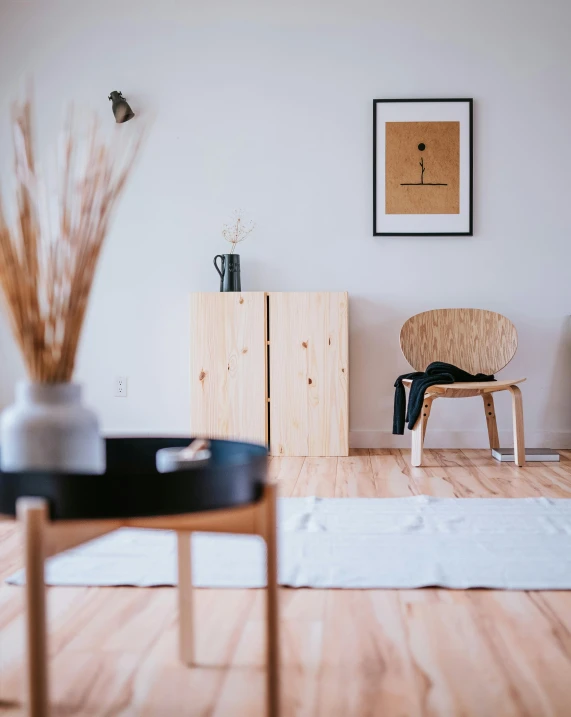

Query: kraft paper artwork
[{"left": 385, "top": 121, "right": 460, "bottom": 215}]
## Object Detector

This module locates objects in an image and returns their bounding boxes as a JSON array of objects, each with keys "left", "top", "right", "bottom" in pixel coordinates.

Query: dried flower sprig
[
  {"left": 0, "top": 97, "right": 142, "bottom": 383},
  {"left": 221, "top": 210, "right": 255, "bottom": 254}
]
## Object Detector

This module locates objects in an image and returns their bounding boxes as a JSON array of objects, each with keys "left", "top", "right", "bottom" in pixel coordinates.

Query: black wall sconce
[{"left": 108, "top": 91, "right": 135, "bottom": 123}]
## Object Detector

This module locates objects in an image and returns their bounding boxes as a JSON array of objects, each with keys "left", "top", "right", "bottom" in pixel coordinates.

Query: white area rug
[{"left": 7, "top": 496, "right": 571, "bottom": 590}]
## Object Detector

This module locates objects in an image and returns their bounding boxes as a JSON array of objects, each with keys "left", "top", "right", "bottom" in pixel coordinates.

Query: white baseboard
[
  {"left": 103, "top": 429, "right": 571, "bottom": 451},
  {"left": 349, "top": 430, "right": 571, "bottom": 450}
]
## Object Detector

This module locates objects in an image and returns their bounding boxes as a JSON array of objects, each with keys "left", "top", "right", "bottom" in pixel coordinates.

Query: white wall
[{"left": 0, "top": 0, "right": 570, "bottom": 448}]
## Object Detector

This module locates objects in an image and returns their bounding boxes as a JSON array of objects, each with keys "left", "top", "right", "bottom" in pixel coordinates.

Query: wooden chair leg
[
  {"left": 482, "top": 393, "right": 500, "bottom": 450},
  {"left": 16, "top": 498, "right": 49, "bottom": 717},
  {"left": 177, "top": 531, "right": 194, "bottom": 666},
  {"left": 263, "top": 482, "right": 280, "bottom": 717},
  {"left": 411, "top": 396, "right": 433, "bottom": 467},
  {"left": 509, "top": 385, "right": 526, "bottom": 467}
]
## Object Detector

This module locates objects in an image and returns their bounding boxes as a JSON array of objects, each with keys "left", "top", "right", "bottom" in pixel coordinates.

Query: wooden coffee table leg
[
  {"left": 16, "top": 498, "right": 50, "bottom": 717},
  {"left": 263, "top": 483, "right": 280, "bottom": 717},
  {"left": 177, "top": 531, "right": 194, "bottom": 665}
]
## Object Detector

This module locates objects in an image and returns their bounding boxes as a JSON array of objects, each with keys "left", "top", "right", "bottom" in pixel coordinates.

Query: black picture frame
[{"left": 373, "top": 98, "right": 473, "bottom": 236}]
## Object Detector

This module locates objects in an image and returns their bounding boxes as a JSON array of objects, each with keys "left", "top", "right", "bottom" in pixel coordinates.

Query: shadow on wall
[
  {"left": 544, "top": 315, "right": 571, "bottom": 437},
  {"left": 496, "top": 314, "right": 571, "bottom": 446},
  {"left": 238, "top": 259, "right": 269, "bottom": 293},
  {"left": 348, "top": 296, "right": 410, "bottom": 432}
]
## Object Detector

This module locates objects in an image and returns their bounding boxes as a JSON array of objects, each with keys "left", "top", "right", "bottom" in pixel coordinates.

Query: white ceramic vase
[{"left": 0, "top": 381, "right": 105, "bottom": 473}]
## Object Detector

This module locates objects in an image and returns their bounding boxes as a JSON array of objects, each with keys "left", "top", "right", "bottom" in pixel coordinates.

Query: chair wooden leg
[
  {"left": 263, "top": 482, "right": 280, "bottom": 717},
  {"left": 16, "top": 498, "right": 49, "bottom": 717},
  {"left": 177, "top": 531, "right": 194, "bottom": 666},
  {"left": 509, "top": 385, "right": 526, "bottom": 467},
  {"left": 411, "top": 396, "right": 433, "bottom": 467},
  {"left": 482, "top": 393, "right": 500, "bottom": 450}
]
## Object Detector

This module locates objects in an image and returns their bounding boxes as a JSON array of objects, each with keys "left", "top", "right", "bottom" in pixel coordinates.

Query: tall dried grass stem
[{"left": 0, "top": 98, "right": 141, "bottom": 383}]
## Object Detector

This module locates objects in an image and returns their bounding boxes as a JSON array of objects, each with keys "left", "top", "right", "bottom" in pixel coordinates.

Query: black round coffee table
[
  {"left": 0, "top": 437, "right": 279, "bottom": 717},
  {"left": 0, "top": 437, "right": 268, "bottom": 520}
]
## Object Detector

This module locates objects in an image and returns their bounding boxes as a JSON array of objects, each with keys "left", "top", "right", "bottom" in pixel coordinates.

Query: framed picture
[{"left": 373, "top": 98, "right": 473, "bottom": 236}]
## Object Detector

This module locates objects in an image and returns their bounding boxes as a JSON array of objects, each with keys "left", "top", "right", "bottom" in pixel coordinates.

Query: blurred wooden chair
[{"left": 399, "top": 309, "right": 525, "bottom": 467}]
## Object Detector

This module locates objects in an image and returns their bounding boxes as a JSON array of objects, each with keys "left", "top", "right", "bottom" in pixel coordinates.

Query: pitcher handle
[{"left": 213, "top": 255, "right": 225, "bottom": 291}]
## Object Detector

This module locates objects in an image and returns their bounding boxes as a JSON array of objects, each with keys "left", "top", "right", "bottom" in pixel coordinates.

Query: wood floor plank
[
  {"left": 461, "top": 450, "right": 570, "bottom": 498},
  {"left": 511, "top": 466, "right": 571, "bottom": 498},
  {"left": 348, "top": 448, "right": 370, "bottom": 456},
  {"left": 335, "top": 455, "right": 375, "bottom": 497},
  {"left": 0, "top": 586, "right": 111, "bottom": 702},
  {"left": 269, "top": 457, "right": 306, "bottom": 497},
  {"left": 291, "top": 457, "right": 337, "bottom": 497},
  {"left": 545, "top": 462, "right": 571, "bottom": 482},
  {"left": 127, "top": 588, "right": 257, "bottom": 716},
  {"left": 315, "top": 591, "right": 423, "bottom": 717},
  {"left": 426, "top": 449, "right": 468, "bottom": 468},
  {"left": 536, "top": 464, "right": 571, "bottom": 493},
  {"left": 50, "top": 650, "right": 141, "bottom": 716},
  {"left": 0, "top": 528, "right": 24, "bottom": 582},
  {"left": 434, "top": 466, "right": 511, "bottom": 498},
  {"left": 212, "top": 591, "right": 267, "bottom": 716},
  {"left": 467, "top": 591, "right": 571, "bottom": 715},
  {"left": 400, "top": 590, "right": 527, "bottom": 717},
  {"left": 469, "top": 465, "right": 543, "bottom": 498},
  {"left": 526, "top": 592, "right": 571, "bottom": 653},
  {"left": 460, "top": 449, "right": 498, "bottom": 467},
  {"left": 135, "top": 655, "right": 228, "bottom": 717},
  {"left": 397, "top": 449, "right": 459, "bottom": 497},
  {"left": 271, "top": 590, "right": 326, "bottom": 717},
  {"left": 0, "top": 586, "right": 23, "bottom": 632},
  {"left": 411, "top": 470, "right": 458, "bottom": 497},
  {"left": 369, "top": 453, "right": 418, "bottom": 497},
  {"left": 74, "top": 588, "right": 174, "bottom": 654},
  {"left": 423, "top": 458, "right": 546, "bottom": 498}
]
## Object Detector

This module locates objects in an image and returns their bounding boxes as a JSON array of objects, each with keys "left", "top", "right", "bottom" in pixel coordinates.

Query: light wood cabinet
[
  {"left": 189, "top": 292, "right": 267, "bottom": 445},
  {"left": 190, "top": 292, "right": 348, "bottom": 456}
]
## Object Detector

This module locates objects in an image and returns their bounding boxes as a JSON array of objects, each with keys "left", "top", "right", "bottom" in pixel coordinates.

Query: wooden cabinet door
[
  {"left": 190, "top": 292, "right": 267, "bottom": 445},
  {"left": 269, "top": 292, "right": 348, "bottom": 456}
]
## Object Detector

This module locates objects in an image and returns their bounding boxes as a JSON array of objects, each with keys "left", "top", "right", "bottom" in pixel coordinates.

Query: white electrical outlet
[{"left": 114, "top": 376, "right": 128, "bottom": 397}]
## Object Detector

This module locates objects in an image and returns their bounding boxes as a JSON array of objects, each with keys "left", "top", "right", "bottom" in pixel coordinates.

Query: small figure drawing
[{"left": 401, "top": 143, "right": 447, "bottom": 186}]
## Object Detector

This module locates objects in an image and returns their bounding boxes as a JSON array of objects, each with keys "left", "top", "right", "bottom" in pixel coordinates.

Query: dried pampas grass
[{"left": 0, "top": 97, "right": 141, "bottom": 383}]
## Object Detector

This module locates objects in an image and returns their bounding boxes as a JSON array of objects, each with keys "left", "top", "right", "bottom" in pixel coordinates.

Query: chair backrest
[{"left": 400, "top": 308, "right": 518, "bottom": 375}]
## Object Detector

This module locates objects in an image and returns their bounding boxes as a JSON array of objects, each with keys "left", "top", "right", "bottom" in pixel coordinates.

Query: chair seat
[{"left": 401, "top": 377, "right": 525, "bottom": 397}]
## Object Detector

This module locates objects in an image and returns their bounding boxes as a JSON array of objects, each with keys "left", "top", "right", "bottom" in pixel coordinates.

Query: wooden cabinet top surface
[{"left": 190, "top": 291, "right": 348, "bottom": 295}]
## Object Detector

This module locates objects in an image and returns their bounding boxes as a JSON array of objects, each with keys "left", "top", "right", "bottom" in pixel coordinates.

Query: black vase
[{"left": 213, "top": 253, "right": 241, "bottom": 292}]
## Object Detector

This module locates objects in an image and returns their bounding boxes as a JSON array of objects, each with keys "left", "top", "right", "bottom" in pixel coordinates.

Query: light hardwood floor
[{"left": 2, "top": 449, "right": 571, "bottom": 716}]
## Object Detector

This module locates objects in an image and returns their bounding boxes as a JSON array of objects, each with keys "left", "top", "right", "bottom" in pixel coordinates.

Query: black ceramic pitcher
[{"left": 213, "top": 254, "right": 241, "bottom": 292}]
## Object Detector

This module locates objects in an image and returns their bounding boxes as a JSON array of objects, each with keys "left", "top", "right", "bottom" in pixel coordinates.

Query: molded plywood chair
[{"left": 399, "top": 309, "right": 525, "bottom": 467}]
